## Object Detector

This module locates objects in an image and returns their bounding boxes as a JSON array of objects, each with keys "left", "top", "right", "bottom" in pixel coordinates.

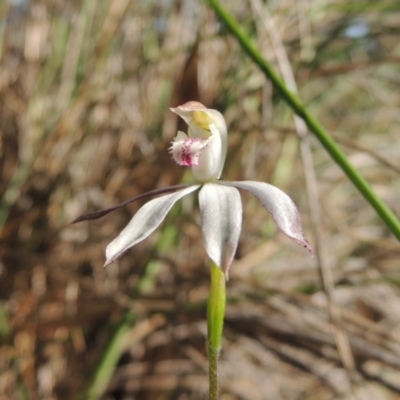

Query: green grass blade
[{"left": 81, "top": 312, "right": 136, "bottom": 400}]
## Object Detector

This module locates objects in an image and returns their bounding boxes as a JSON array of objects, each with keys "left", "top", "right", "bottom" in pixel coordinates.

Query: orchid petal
[
  {"left": 199, "top": 183, "right": 242, "bottom": 275},
  {"left": 190, "top": 123, "right": 224, "bottom": 181},
  {"left": 105, "top": 185, "right": 200, "bottom": 265},
  {"left": 221, "top": 181, "right": 313, "bottom": 255}
]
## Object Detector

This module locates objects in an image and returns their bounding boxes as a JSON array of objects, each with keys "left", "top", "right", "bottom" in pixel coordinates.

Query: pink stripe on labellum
[{"left": 169, "top": 133, "right": 209, "bottom": 167}]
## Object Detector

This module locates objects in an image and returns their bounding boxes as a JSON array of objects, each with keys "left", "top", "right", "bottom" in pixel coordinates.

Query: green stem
[
  {"left": 207, "top": 262, "right": 226, "bottom": 400},
  {"left": 206, "top": 0, "right": 400, "bottom": 241}
]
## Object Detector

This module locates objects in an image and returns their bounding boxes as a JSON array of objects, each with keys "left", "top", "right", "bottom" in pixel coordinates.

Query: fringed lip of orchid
[{"left": 72, "top": 102, "right": 313, "bottom": 276}]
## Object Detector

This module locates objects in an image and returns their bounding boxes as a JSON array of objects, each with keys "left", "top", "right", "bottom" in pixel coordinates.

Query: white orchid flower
[{"left": 73, "top": 101, "right": 312, "bottom": 275}]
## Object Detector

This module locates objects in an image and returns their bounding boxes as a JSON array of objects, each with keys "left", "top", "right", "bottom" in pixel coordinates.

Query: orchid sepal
[
  {"left": 220, "top": 180, "right": 313, "bottom": 255},
  {"left": 105, "top": 185, "right": 200, "bottom": 266},
  {"left": 199, "top": 183, "right": 242, "bottom": 276}
]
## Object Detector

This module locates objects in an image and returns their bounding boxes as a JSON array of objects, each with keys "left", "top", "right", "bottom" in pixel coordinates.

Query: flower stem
[
  {"left": 206, "top": 0, "right": 400, "bottom": 241},
  {"left": 207, "top": 262, "right": 226, "bottom": 400}
]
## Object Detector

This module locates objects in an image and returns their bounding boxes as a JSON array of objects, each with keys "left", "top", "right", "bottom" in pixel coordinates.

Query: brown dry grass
[{"left": 0, "top": 1, "right": 400, "bottom": 399}]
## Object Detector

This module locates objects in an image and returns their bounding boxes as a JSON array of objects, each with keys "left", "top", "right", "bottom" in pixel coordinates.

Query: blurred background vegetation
[{"left": 1, "top": 0, "right": 400, "bottom": 399}]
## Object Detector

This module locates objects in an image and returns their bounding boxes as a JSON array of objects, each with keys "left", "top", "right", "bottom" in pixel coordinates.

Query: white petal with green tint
[
  {"left": 105, "top": 185, "right": 200, "bottom": 266},
  {"left": 199, "top": 183, "right": 242, "bottom": 274},
  {"left": 221, "top": 181, "right": 313, "bottom": 254}
]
